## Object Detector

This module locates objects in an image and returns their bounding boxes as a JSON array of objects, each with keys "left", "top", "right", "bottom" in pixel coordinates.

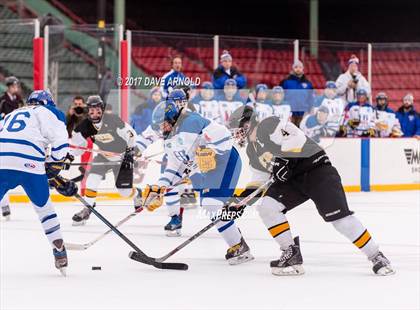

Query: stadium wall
[{"left": 9, "top": 138, "right": 420, "bottom": 203}]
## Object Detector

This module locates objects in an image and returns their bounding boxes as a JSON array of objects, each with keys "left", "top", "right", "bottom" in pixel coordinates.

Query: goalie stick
[
  {"left": 131, "top": 178, "right": 275, "bottom": 264},
  {"left": 74, "top": 193, "right": 188, "bottom": 270},
  {"left": 66, "top": 178, "right": 189, "bottom": 251}
]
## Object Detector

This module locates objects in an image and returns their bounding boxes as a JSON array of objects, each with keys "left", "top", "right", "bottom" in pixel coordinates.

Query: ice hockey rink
[{"left": 1, "top": 190, "right": 419, "bottom": 310}]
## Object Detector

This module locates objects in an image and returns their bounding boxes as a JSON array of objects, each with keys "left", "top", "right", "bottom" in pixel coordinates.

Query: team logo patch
[
  {"left": 94, "top": 133, "right": 114, "bottom": 143},
  {"left": 24, "top": 163, "right": 36, "bottom": 169}
]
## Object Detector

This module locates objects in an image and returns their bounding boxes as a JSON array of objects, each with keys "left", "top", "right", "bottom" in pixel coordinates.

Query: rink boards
[{"left": 8, "top": 137, "right": 420, "bottom": 202}]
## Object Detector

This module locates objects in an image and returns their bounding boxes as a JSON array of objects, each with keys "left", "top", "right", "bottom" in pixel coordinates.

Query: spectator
[
  {"left": 216, "top": 79, "right": 245, "bottom": 125},
  {"left": 374, "top": 92, "right": 402, "bottom": 137},
  {"left": 271, "top": 86, "right": 291, "bottom": 124},
  {"left": 131, "top": 87, "right": 162, "bottom": 135},
  {"left": 160, "top": 56, "right": 186, "bottom": 98},
  {"left": 212, "top": 50, "right": 246, "bottom": 89},
  {"left": 396, "top": 93, "right": 420, "bottom": 137},
  {"left": 342, "top": 89, "right": 376, "bottom": 137},
  {"left": 300, "top": 106, "right": 336, "bottom": 142},
  {"left": 191, "top": 82, "right": 220, "bottom": 121},
  {"left": 66, "top": 95, "right": 87, "bottom": 138},
  {"left": 336, "top": 54, "right": 371, "bottom": 104},
  {"left": 249, "top": 84, "right": 273, "bottom": 121},
  {"left": 280, "top": 60, "right": 314, "bottom": 126},
  {"left": 0, "top": 76, "right": 23, "bottom": 120},
  {"left": 314, "top": 81, "right": 346, "bottom": 128}
]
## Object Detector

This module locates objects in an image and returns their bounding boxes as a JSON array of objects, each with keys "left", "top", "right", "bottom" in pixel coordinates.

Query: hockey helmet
[
  {"left": 26, "top": 90, "right": 55, "bottom": 106},
  {"left": 229, "top": 105, "right": 258, "bottom": 147},
  {"left": 86, "top": 95, "right": 105, "bottom": 123}
]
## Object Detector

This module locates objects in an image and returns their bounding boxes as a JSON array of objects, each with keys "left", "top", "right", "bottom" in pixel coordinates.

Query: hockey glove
[
  {"left": 45, "top": 161, "right": 65, "bottom": 179},
  {"left": 49, "top": 175, "right": 78, "bottom": 197},
  {"left": 142, "top": 184, "right": 167, "bottom": 211},
  {"left": 220, "top": 183, "right": 265, "bottom": 222},
  {"left": 271, "top": 157, "right": 291, "bottom": 183}
]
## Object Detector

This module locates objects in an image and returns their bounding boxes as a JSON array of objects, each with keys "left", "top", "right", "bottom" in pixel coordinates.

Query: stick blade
[{"left": 129, "top": 251, "right": 188, "bottom": 271}]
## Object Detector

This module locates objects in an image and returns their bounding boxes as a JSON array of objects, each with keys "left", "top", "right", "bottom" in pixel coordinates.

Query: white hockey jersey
[
  {"left": 316, "top": 97, "right": 346, "bottom": 124},
  {"left": 344, "top": 103, "right": 377, "bottom": 137},
  {"left": 252, "top": 102, "right": 274, "bottom": 121},
  {"left": 157, "top": 112, "right": 233, "bottom": 187},
  {"left": 197, "top": 99, "right": 222, "bottom": 123},
  {"left": 272, "top": 104, "right": 292, "bottom": 124},
  {"left": 217, "top": 99, "right": 244, "bottom": 126},
  {"left": 375, "top": 110, "right": 402, "bottom": 137},
  {"left": 0, "top": 105, "right": 69, "bottom": 174}
]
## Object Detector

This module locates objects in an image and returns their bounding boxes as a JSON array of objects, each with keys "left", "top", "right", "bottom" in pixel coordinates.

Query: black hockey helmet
[
  {"left": 86, "top": 95, "right": 105, "bottom": 123},
  {"left": 5, "top": 76, "right": 19, "bottom": 87},
  {"left": 228, "top": 105, "right": 258, "bottom": 147},
  {"left": 86, "top": 95, "right": 105, "bottom": 110}
]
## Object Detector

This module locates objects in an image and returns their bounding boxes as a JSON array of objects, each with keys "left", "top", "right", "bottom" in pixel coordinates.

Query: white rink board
[{"left": 370, "top": 138, "right": 420, "bottom": 185}]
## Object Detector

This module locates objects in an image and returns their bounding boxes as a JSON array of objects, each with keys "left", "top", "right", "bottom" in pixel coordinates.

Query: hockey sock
[
  {"left": 331, "top": 215, "right": 379, "bottom": 259},
  {"left": 84, "top": 189, "right": 97, "bottom": 207},
  {"left": 166, "top": 191, "right": 181, "bottom": 217},
  {"left": 203, "top": 198, "right": 242, "bottom": 247},
  {"left": 257, "top": 196, "right": 294, "bottom": 251},
  {"left": 33, "top": 198, "right": 63, "bottom": 247}
]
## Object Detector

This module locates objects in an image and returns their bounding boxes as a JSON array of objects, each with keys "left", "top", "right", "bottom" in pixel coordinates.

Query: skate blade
[
  {"left": 376, "top": 266, "right": 396, "bottom": 276},
  {"left": 227, "top": 252, "right": 255, "bottom": 265},
  {"left": 181, "top": 203, "right": 197, "bottom": 209},
  {"left": 271, "top": 264, "right": 305, "bottom": 276},
  {"left": 2, "top": 215, "right": 10, "bottom": 221},
  {"left": 72, "top": 220, "right": 87, "bottom": 227},
  {"left": 165, "top": 229, "right": 182, "bottom": 237}
]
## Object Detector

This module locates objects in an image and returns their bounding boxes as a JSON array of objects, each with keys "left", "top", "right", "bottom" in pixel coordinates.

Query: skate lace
[
  {"left": 372, "top": 252, "right": 389, "bottom": 265},
  {"left": 279, "top": 246, "right": 293, "bottom": 263}
]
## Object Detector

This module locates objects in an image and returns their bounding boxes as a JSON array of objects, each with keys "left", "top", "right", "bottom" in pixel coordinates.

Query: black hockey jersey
[
  {"left": 246, "top": 116, "right": 329, "bottom": 177},
  {"left": 73, "top": 113, "right": 134, "bottom": 153}
]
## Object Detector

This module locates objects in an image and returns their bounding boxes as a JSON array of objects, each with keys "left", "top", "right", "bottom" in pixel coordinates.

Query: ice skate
[
  {"left": 225, "top": 237, "right": 254, "bottom": 265},
  {"left": 133, "top": 188, "right": 143, "bottom": 212},
  {"left": 53, "top": 239, "right": 68, "bottom": 276},
  {"left": 72, "top": 206, "right": 92, "bottom": 226},
  {"left": 270, "top": 236, "right": 304, "bottom": 276},
  {"left": 180, "top": 189, "right": 197, "bottom": 209},
  {"left": 370, "top": 251, "right": 395, "bottom": 276},
  {"left": 164, "top": 214, "right": 182, "bottom": 236},
  {"left": 2, "top": 205, "right": 11, "bottom": 221}
]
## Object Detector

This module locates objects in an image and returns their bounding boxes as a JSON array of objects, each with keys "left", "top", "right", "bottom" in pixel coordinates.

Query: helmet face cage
[{"left": 231, "top": 121, "right": 251, "bottom": 147}]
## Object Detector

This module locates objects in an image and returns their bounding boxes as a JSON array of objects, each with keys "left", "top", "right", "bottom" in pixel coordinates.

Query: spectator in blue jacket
[
  {"left": 280, "top": 60, "right": 314, "bottom": 126},
  {"left": 212, "top": 50, "right": 246, "bottom": 89},
  {"left": 396, "top": 93, "right": 420, "bottom": 137},
  {"left": 130, "top": 87, "right": 162, "bottom": 135},
  {"left": 160, "top": 56, "right": 186, "bottom": 98}
]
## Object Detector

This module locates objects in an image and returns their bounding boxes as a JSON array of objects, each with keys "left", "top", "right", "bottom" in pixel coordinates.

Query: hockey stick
[
  {"left": 138, "top": 178, "right": 275, "bottom": 263},
  {"left": 65, "top": 207, "right": 144, "bottom": 250},
  {"left": 66, "top": 178, "right": 189, "bottom": 251},
  {"left": 74, "top": 193, "right": 188, "bottom": 270}
]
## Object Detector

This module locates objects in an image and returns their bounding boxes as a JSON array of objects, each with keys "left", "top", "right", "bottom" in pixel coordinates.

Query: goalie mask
[
  {"left": 86, "top": 95, "right": 105, "bottom": 124},
  {"left": 228, "top": 105, "right": 258, "bottom": 147}
]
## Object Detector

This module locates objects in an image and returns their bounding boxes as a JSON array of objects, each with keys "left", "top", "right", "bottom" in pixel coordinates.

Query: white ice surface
[{"left": 1, "top": 191, "right": 419, "bottom": 310}]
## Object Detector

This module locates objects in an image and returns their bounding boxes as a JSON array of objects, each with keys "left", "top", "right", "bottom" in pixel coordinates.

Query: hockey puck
[{"left": 91, "top": 266, "right": 102, "bottom": 270}]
